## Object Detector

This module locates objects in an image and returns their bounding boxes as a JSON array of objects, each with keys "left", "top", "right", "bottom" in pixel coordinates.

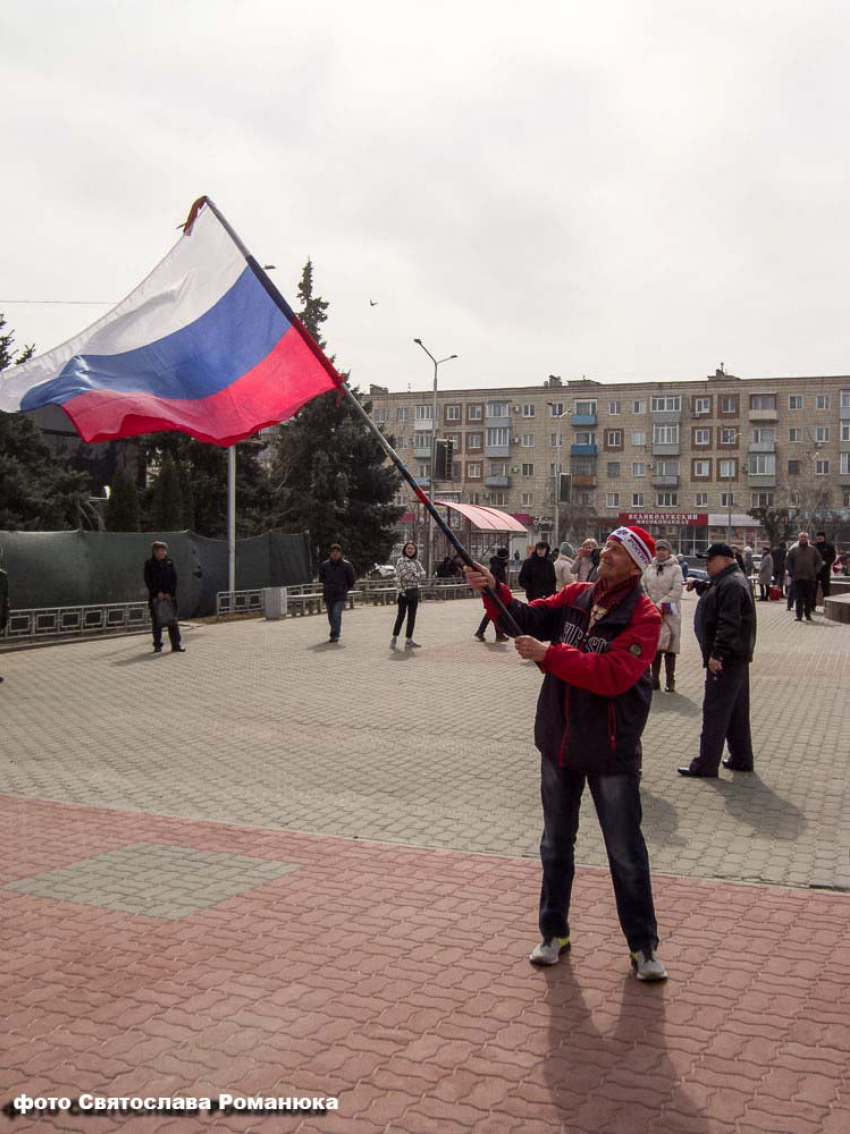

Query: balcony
[
  {"left": 839, "top": 472, "right": 850, "bottom": 487},
  {"left": 650, "top": 410, "right": 682, "bottom": 425},
  {"left": 841, "top": 402, "right": 850, "bottom": 420},
  {"left": 414, "top": 477, "right": 430, "bottom": 489},
  {"left": 413, "top": 418, "right": 434, "bottom": 432},
  {"left": 413, "top": 445, "right": 432, "bottom": 459},
  {"left": 572, "top": 475, "right": 596, "bottom": 488},
  {"left": 652, "top": 474, "right": 680, "bottom": 488},
  {"left": 748, "top": 408, "right": 778, "bottom": 423},
  {"left": 651, "top": 442, "right": 681, "bottom": 457},
  {"left": 484, "top": 444, "right": 511, "bottom": 459},
  {"left": 749, "top": 439, "right": 776, "bottom": 453},
  {"left": 570, "top": 413, "right": 597, "bottom": 427},
  {"left": 747, "top": 474, "right": 776, "bottom": 488},
  {"left": 570, "top": 443, "right": 598, "bottom": 456},
  {"left": 485, "top": 413, "right": 511, "bottom": 428},
  {"left": 484, "top": 475, "right": 511, "bottom": 488}
]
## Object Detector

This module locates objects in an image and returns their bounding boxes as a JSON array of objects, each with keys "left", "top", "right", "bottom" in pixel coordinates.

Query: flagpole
[
  {"left": 185, "top": 196, "right": 523, "bottom": 637},
  {"left": 227, "top": 445, "right": 236, "bottom": 597}
]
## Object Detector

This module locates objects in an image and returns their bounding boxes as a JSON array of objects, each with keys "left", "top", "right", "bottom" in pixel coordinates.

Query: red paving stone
[{"left": 1, "top": 794, "right": 849, "bottom": 1134}]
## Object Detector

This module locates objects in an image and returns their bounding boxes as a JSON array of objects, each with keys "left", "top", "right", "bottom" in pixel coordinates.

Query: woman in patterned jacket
[{"left": 390, "top": 542, "right": 426, "bottom": 650}]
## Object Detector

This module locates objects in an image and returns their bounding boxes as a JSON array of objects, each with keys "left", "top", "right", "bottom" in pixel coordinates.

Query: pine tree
[
  {"left": 105, "top": 469, "right": 141, "bottom": 531},
  {"left": 148, "top": 455, "right": 185, "bottom": 531},
  {"left": 269, "top": 264, "right": 402, "bottom": 573}
]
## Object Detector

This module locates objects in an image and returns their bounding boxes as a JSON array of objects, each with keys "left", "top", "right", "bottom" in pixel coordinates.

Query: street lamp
[
  {"left": 413, "top": 338, "right": 458, "bottom": 573},
  {"left": 547, "top": 401, "right": 569, "bottom": 549}
]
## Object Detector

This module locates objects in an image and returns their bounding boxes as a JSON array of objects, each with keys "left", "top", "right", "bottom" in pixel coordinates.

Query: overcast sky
[{"left": 2, "top": 0, "right": 849, "bottom": 394}]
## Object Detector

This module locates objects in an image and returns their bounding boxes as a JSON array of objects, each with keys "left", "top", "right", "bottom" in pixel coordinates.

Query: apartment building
[{"left": 368, "top": 370, "right": 850, "bottom": 552}]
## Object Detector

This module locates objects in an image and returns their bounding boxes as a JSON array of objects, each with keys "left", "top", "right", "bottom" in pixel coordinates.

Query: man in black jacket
[
  {"left": 143, "top": 541, "right": 184, "bottom": 654},
  {"left": 518, "top": 541, "right": 557, "bottom": 601},
  {"left": 318, "top": 544, "right": 356, "bottom": 642},
  {"left": 473, "top": 547, "right": 510, "bottom": 642},
  {"left": 679, "top": 543, "right": 756, "bottom": 778},
  {"left": 814, "top": 532, "right": 837, "bottom": 604}
]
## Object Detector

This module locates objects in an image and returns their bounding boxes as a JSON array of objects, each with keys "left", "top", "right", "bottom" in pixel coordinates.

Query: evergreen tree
[
  {"left": 148, "top": 455, "right": 185, "bottom": 531},
  {"left": 0, "top": 314, "right": 93, "bottom": 530},
  {"left": 269, "top": 264, "right": 402, "bottom": 573},
  {"left": 105, "top": 469, "right": 141, "bottom": 531}
]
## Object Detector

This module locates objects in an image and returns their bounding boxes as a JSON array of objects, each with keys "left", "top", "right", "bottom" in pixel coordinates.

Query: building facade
[{"left": 367, "top": 370, "right": 850, "bottom": 554}]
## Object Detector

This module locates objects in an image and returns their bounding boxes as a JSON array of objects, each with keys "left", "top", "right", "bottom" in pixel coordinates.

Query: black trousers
[
  {"left": 149, "top": 599, "right": 181, "bottom": 650},
  {"left": 392, "top": 593, "right": 419, "bottom": 638},
  {"left": 795, "top": 579, "right": 816, "bottom": 619},
  {"left": 819, "top": 571, "right": 831, "bottom": 600},
  {"left": 694, "top": 662, "right": 753, "bottom": 773}
]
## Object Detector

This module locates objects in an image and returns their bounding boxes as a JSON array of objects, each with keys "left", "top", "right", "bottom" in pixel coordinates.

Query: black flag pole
[{"left": 182, "top": 195, "right": 523, "bottom": 637}]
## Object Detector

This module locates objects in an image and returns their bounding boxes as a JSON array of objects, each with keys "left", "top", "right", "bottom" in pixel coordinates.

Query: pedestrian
[
  {"left": 519, "top": 541, "right": 557, "bottom": 601},
  {"left": 772, "top": 542, "right": 787, "bottom": 591},
  {"left": 318, "top": 543, "right": 356, "bottom": 643},
  {"left": 570, "top": 538, "right": 600, "bottom": 583},
  {"left": 679, "top": 555, "right": 690, "bottom": 581},
  {"left": 678, "top": 543, "right": 756, "bottom": 778},
  {"left": 743, "top": 545, "right": 754, "bottom": 575},
  {"left": 466, "top": 525, "right": 668, "bottom": 982},
  {"left": 757, "top": 546, "right": 773, "bottom": 601},
  {"left": 0, "top": 553, "right": 8, "bottom": 683},
  {"left": 554, "top": 542, "right": 575, "bottom": 591},
  {"left": 390, "top": 542, "right": 425, "bottom": 650},
  {"left": 786, "top": 532, "right": 823, "bottom": 622},
  {"left": 435, "top": 556, "right": 454, "bottom": 579},
  {"left": 730, "top": 544, "right": 747, "bottom": 574},
  {"left": 642, "top": 539, "right": 683, "bottom": 693},
  {"left": 451, "top": 555, "right": 465, "bottom": 578},
  {"left": 814, "top": 532, "right": 837, "bottom": 605},
  {"left": 474, "top": 547, "right": 510, "bottom": 642},
  {"left": 143, "top": 541, "right": 185, "bottom": 654}
]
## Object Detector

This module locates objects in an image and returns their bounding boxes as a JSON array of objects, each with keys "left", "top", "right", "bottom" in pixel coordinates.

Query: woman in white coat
[{"left": 642, "top": 539, "right": 684, "bottom": 692}]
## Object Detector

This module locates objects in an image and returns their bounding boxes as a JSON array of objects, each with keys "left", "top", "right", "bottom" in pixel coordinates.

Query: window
[
  {"left": 605, "top": 429, "right": 623, "bottom": 449},
  {"left": 816, "top": 394, "right": 830, "bottom": 410},
  {"left": 633, "top": 400, "right": 646, "bottom": 414},
  {"left": 467, "top": 462, "right": 482, "bottom": 478},
  {"left": 467, "top": 432, "right": 483, "bottom": 449},
  {"left": 606, "top": 492, "right": 620, "bottom": 508},
  {"left": 548, "top": 402, "right": 565, "bottom": 416},
  {"left": 549, "top": 433, "right": 563, "bottom": 448},
  {"left": 816, "top": 459, "right": 830, "bottom": 475},
  {"left": 751, "top": 492, "right": 774, "bottom": 508},
  {"left": 788, "top": 395, "right": 803, "bottom": 410},
  {"left": 693, "top": 427, "right": 711, "bottom": 447},
  {"left": 721, "top": 492, "right": 735, "bottom": 507},
  {"left": 841, "top": 453, "right": 850, "bottom": 475},
  {"left": 841, "top": 390, "right": 850, "bottom": 409},
  {"left": 606, "top": 461, "right": 621, "bottom": 478},
  {"left": 396, "top": 406, "right": 408, "bottom": 421},
  {"left": 788, "top": 460, "right": 800, "bottom": 476},
  {"left": 749, "top": 394, "right": 777, "bottom": 411},
  {"left": 520, "top": 433, "right": 535, "bottom": 447},
  {"left": 489, "top": 461, "right": 508, "bottom": 476},
  {"left": 789, "top": 428, "right": 802, "bottom": 443},
  {"left": 632, "top": 461, "right": 646, "bottom": 476},
  {"left": 608, "top": 401, "right": 622, "bottom": 415},
  {"left": 413, "top": 431, "right": 432, "bottom": 448},
  {"left": 694, "top": 492, "right": 708, "bottom": 507},
  {"left": 652, "top": 424, "right": 680, "bottom": 445},
  {"left": 574, "top": 431, "right": 597, "bottom": 446},
  {"left": 719, "top": 395, "right": 739, "bottom": 416},
  {"left": 577, "top": 491, "right": 596, "bottom": 507},
  {"left": 417, "top": 463, "right": 430, "bottom": 478},
  {"left": 816, "top": 426, "right": 830, "bottom": 443},
  {"left": 574, "top": 400, "right": 597, "bottom": 415},
  {"left": 656, "top": 459, "right": 679, "bottom": 476},
  {"left": 719, "top": 427, "right": 739, "bottom": 445},
  {"left": 751, "top": 427, "right": 775, "bottom": 445},
  {"left": 748, "top": 454, "right": 776, "bottom": 475},
  {"left": 486, "top": 401, "right": 509, "bottom": 417},
  {"left": 841, "top": 421, "right": 850, "bottom": 442},
  {"left": 522, "top": 403, "right": 535, "bottom": 418},
  {"left": 631, "top": 430, "right": 647, "bottom": 446},
  {"left": 414, "top": 404, "right": 432, "bottom": 420},
  {"left": 490, "top": 492, "right": 507, "bottom": 506},
  {"left": 486, "top": 427, "right": 510, "bottom": 447},
  {"left": 446, "top": 405, "right": 461, "bottom": 421},
  {"left": 693, "top": 396, "right": 712, "bottom": 416},
  {"left": 692, "top": 459, "right": 711, "bottom": 478},
  {"left": 718, "top": 459, "right": 737, "bottom": 479},
  {"left": 549, "top": 462, "right": 562, "bottom": 476},
  {"left": 451, "top": 461, "right": 462, "bottom": 480},
  {"left": 631, "top": 493, "right": 645, "bottom": 507},
  {"left": 446, "top": 433, "right": 462, "bottom": 452},
  {"left": 521, "top": 462, "right": 534, "bottom": 476},
  {"left": 397, "top": 435, "right": 407, "bottom": 448},
  {"left": 655, "top": 492, "right": 678, "bottom": 507},
  {"left": 650, "top": 395, "right": 681, "bottom": 412},
  {"left": 845, "top": 489, "right": 850, "bottom": 507},
  {"left": 467, "top": 404, "right": 483, "bottom": 420},
  {"left": 521, "top": 491, "right": 533, "bottom": 506},
  {"left": 372, "top": 407, "right": 387, "bottom": 423}
]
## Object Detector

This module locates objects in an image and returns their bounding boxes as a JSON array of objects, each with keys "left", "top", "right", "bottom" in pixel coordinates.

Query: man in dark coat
[
  {"left": 518, "top": 541, "right": 557, "bottom": 601},
  {"left": 467, "top": 525, "right": 668, "bottom": 982},
  {"left": 814, "top": 532, "right": 837, "bottom": 604},
  {"left": 318, "top": 543, "right": 356, "bottom": 642},
  {"left": 787, "top": 532, "right": 823, "bottom": 622},
  {"left": 473, "top": 547, "right": 510, "bottom": 642},
  {"left": 679, "top": 543, "right": 756, "bottom": 778},
  {"left": 144, "top": 541, "right": 184, "bottom": 653},
  {"left": 771, "top": 542, "right": 787, "bottom": 591}
]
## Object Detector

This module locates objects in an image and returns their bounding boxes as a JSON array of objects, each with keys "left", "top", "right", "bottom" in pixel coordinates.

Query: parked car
[{"left": 369, "top": 564, "right": 396, "bottom": 579}]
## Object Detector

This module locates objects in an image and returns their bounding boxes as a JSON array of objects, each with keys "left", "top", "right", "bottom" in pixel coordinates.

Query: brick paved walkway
[{"left": 1, "top": 594, "right": 849, "bottom": 1132}]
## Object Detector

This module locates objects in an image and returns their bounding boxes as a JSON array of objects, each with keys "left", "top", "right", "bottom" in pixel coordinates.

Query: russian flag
[{"left": 0, "top": 199, "right": 342, "bottom": 446}]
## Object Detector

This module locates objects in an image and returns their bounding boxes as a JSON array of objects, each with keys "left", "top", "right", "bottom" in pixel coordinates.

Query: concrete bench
[
  {"left": 287, "top": 591, "right": 359, "bottom": 617},
  {"left": 824, "top": 594, "right": 850, "bottom": 624}
]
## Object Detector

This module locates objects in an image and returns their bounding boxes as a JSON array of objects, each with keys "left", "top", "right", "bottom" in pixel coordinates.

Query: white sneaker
[
  {"left": 529, "top": 935, "right": 571, "bottom": 966},
  {"left": 630, "top": 949, "right": 668, "bottom": 981},
  {"left": 390, "top": 636, "right": 397, "bottom": 650},
  {"left": 405, "top": 639, "right": 422, "bottom": 649}
]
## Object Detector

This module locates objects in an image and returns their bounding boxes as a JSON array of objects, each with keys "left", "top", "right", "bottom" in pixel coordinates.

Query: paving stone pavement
[
  {"left": 1, "top": 796, "right": 849, "bottom": 1134},
  {"left": 1, "top": 593, "right": 848, "bottom": 889}
]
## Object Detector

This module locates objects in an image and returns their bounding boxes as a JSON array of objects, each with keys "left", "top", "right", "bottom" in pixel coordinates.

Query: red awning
[{"left": 433, "top": 500, "right": 528, "bottom": 533}]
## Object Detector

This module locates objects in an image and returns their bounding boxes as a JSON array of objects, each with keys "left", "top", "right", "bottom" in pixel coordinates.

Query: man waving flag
[{"left": 0, "top": 197, "right": 341, "bottom": 445}]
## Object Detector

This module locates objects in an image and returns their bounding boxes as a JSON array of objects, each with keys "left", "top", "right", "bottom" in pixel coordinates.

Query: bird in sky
[{"left": 369, "top": 299, "right": 379, "bottom": 307}]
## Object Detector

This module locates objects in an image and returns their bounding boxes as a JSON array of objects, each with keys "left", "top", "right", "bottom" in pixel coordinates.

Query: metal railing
[
  {"left": 215, "top": 589, "right": 265, "bottom": 616},
  {"left": 2, "top": 602, "right": 151, "bottom": 644}
]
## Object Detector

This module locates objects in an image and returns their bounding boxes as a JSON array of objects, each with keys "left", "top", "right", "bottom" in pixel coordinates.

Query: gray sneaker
[
  {"left": 529, "top": 935, "right": 571, "bottom": 966},
  {"left": 630, "top": 949, "right": 668, "bottom": 981},
  {"left": 389, "top": 636, "right": 397, "bottom": 650},
  {"left": 405, "top": 639, "right": 422, "bottom": 649}
]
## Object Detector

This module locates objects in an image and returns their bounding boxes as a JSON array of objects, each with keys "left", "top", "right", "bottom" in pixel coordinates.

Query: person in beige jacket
[
  {"left": 641, "top": 539, "right": 684, "bottom": 692},
  {"left": 553, "top": 542, "right": 575, "bottom": 591}
]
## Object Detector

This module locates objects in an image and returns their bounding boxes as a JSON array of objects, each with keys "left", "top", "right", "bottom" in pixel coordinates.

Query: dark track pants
[{"left": 694, "top": 662, "right": 753, "bottom": 773}]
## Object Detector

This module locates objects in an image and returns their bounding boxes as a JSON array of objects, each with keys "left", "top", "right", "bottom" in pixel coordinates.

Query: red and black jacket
[{"left": 483, "top": 580, "right": 661, "bottom": 775}]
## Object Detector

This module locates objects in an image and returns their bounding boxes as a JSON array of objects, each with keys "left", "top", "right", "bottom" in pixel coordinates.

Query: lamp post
[
  {"left": 413, "top": 338, "right": 457, "bottom": 574},
  {"left": 547, "top": 402, "right": 568, "bottom": 550}
]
